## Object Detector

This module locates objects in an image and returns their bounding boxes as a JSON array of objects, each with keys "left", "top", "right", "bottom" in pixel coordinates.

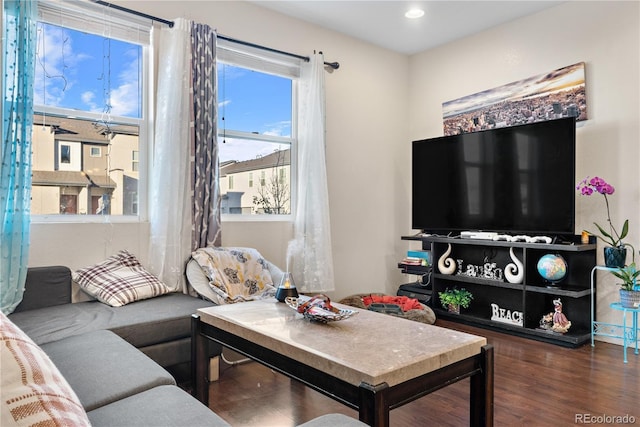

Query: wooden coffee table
[{"left": 192, "top": 299, "right": 493, "bottom": 427}]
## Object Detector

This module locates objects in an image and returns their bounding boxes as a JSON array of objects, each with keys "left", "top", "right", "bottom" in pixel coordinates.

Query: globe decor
[{"left": 537, "top": 254, "right": 568, "bottom": 286}]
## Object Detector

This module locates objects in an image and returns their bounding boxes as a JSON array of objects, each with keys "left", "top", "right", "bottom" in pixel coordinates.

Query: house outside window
[
  {"left": 31, "top": 0, "right": 150, "bottom": 220},
  {"left": 217, "top": 40, "right": 299, "bottom": 217}
]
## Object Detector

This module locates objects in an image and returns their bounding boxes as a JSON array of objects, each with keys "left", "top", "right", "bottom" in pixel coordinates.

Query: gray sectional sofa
[
  {"left": 9, "top": 265, "right": 220, "bottom": 375},
  {"left": 40, "top": 329, "right": 230, "bottom": 426},
  {"left": 4, "top": 265, "right": 229, "bottom": 426},
  {"left": 4, "top": 265, "right": 367, "bottom": 427}
]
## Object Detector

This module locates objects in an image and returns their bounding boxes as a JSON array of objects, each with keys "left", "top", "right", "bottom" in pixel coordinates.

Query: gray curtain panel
[{"left": 190, "top": 22, "right": 221, "bottom": 250}]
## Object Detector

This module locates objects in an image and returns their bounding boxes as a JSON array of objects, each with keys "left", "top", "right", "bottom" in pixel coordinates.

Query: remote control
[{"left": 492, "top": 234, "right": 511, "bottom": 241}]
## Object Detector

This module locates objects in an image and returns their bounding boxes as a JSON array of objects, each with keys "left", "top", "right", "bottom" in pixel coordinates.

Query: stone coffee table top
[{"left": 197, "top": 298, "right": 486, "bottom": 388}]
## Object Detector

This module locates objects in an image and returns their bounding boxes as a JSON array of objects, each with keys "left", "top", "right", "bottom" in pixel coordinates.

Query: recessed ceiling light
[{"left": 405, "top": 8, "right": 425, "bottom": 19}]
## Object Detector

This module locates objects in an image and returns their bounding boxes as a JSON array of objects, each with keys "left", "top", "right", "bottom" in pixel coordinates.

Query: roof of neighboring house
[
  {"left": 86, "top": 174, "right": 117, "bottom": 188},
  {"left": 32, "top": 170, "right": 116, "bottom": 188},
  {"left": 220, "top": 149, "right": 290, "bottom": 176},
  {"left": 32, "top": 114, "right": 138, "bottom": 143}
]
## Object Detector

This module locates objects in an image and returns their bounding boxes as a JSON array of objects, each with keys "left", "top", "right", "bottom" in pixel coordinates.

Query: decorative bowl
[{"left": 285, "top": 294, "right": 357, "bottom": 323}]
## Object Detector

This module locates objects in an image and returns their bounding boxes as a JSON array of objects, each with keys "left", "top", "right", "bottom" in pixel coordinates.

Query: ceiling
[{"left": 251, "top": 1, "right": 564, "bottom": 55}]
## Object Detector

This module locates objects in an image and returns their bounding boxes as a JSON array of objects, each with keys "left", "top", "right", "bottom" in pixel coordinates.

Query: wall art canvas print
[{"left": 442, "top": 62, "right": 586, "bottom": 135}]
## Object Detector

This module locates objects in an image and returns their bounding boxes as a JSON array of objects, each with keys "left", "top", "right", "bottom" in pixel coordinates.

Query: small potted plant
[
  {"left": 438, "top": 287, "right": 473, "bottom": 314},
  {"left": 610, "top": 262, "right": 640, "bottom": 308}
]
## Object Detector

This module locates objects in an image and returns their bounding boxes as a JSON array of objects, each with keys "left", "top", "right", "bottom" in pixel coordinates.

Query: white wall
[
  {"left": 29, "top": 1, "right": 639, "bottom": 336},
  {"left": 407, "top": 1, "right": 640, "bottom": 343}
]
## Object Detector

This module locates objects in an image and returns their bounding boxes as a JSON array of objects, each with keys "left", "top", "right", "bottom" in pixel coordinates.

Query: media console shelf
[{"left": 401, "top": 235, "right": 597, "bottom": 347}]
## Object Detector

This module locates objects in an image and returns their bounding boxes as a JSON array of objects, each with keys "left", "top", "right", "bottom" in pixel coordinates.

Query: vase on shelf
[
  {"left": 505, "top": 248, "right": 524, "bottom": 284},
  {"left": 619, "top": 289, "right": 640, "bottom": 309},
  {"left": 437, "top": 244, "right": 456, "bottom": 275},
  {"left": 447, "top": 304, "right": 460, "bottom": 314},
  {"left": 604, "top": 246, "right": 627, "bottom": 268}
]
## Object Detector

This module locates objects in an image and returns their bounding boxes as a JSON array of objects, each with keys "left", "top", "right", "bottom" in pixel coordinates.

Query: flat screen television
[{"left": 412, "top": 117, "right": 576, "bottom": 237}]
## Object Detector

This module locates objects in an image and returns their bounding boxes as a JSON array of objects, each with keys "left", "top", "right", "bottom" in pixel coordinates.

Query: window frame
[
  {"left": 217, "top": 40, "right": 300, "bottom": 222},
  {"left": 31, "top": 1, "right": 152, "bottom": 224}
]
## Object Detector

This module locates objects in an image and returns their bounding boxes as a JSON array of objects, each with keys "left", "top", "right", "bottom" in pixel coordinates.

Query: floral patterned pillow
[
  {"left": 191, "top": 247, "right": 275, "bottom": 304},
  {"left": 73, "top": 250, "right": 170, "bottom": 307},
  {"left": 1, "top": 312, "right": 91, "bottom": 426}
]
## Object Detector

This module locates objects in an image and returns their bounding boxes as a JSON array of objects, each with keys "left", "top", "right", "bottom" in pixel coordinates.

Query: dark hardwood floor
[{"left": 206, "top": 320, "right": 640, "bottom": 426}]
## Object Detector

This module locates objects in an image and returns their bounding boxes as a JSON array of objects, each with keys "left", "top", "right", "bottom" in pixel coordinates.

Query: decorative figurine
[
  {"left": 539, "top": 312, "right": 553, "bottom": 330},
  {"left": 539, "top": 298, "right": 571, "bottom": 334},
  {"left": 551, "top": 299, "right": 571, "bottom": 333}
]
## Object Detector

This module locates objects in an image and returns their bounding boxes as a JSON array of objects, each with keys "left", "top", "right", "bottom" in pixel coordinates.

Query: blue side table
[{"left": 609, "top": 302, "right": 640, "bottom": 363}]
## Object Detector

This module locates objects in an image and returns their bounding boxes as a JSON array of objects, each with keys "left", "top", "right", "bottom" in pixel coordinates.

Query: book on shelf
[
  {"left": 407, "top": 250, "right": 430, "bottom": 260},
  {"left": 401, "top": 257, "right": 427, "bottom": 266}
]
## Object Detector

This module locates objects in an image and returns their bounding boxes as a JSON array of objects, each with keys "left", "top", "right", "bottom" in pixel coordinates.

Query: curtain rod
[
  {"left": 91, "top": 1, "right": 340, "bottom": 70},
  {"left": 217, "top": 35, "right": 340, "bottom": 70},
  {"left": 92, "top": 0, "right": 174, "bottom": 27}
]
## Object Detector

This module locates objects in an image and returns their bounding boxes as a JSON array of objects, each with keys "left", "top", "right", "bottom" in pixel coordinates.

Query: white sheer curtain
[
  {"left": 292, "top": 53, "right": 335, "bottom": 293},
  {"left": 148, "top": 18, "right": 192, "bottom": 292}
]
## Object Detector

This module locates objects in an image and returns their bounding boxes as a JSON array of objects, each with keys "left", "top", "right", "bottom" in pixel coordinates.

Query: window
[
  {"left": 130, "top": 193, "right": 138, "bottom": 215},
  {"left": 132, "top": 150, "right": 139, "bottom": 171},
  {"left": 60, "top": 145, "right": 71, "bottom": 163},
  {"left": 217, "top": 40, "right": 299, "bottom": 217},
  {"left": 31, "top": 0, "right": 150, "bottom": 220}
]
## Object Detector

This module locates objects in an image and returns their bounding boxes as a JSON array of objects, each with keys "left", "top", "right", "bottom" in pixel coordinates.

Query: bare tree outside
[{"left": 253, "top": 150, "right": 290, "bottom": 214}]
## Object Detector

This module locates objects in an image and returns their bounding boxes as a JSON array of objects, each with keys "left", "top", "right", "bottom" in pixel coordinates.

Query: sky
[
  {"left": 34, "top": 22, "right": 293, "bottom": 163},
  {"left": 34, "top": 22, "right": 142, "bottom": 119}
]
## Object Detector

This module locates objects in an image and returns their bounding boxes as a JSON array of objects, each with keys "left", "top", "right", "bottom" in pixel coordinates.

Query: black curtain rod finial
[{"left": 325, "top": 62, "right": 340, "bottom": 70}]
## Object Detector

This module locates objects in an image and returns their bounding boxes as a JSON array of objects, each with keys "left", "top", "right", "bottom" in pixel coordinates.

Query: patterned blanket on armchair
[{"left": 190, "top": 247, "right": 276, "bottom": 304}]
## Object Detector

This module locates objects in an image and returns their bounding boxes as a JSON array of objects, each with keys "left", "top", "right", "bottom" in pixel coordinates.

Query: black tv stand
[{"left": 400, "top": 234, "right": 596, "bottom": 347}]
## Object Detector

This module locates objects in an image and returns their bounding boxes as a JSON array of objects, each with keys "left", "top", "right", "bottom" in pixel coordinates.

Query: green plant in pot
[
  {"left": 576, "top": 176, "right": 635, "bottom": 268},
  {"left": 610, "top": 262, "right": 640, "bottom": 309},
  {"left": 439, "top": 287, "right": 473, "bottom": 314}
]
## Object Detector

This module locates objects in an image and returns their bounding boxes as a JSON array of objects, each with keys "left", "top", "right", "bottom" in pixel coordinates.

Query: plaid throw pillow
[
  {"left": 1, "top": 312, "right": 91, "bottom": 426},
  {"left": 73, "top": 250, "right": 170, "bottom": 307}
]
